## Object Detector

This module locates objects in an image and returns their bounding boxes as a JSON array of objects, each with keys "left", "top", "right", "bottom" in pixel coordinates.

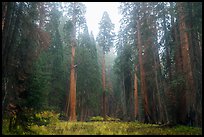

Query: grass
[
  {"left": 3, "top": 120, "right": 202, "bottom": 135},
  {"left": 2, "top": 112, "right": 202, "bottom": 135}
]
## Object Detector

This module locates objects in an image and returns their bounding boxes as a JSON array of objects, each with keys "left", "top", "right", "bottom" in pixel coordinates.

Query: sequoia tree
[{"left": 96, "top": 11, "right": 115, "bottom": 120}]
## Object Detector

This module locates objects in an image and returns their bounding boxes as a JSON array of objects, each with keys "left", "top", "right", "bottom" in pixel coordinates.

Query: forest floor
[{"left": 3, "top": 120, "right": 202, "bottom": 135}]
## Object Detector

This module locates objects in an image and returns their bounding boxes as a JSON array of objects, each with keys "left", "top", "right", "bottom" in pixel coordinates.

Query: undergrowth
[{"left": 2, "top": 111, "right": 202, "bottom": 135}]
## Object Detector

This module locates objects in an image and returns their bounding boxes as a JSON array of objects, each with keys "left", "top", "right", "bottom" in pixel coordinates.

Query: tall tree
[
  {"left": 96, "top": 11, "right": 115, "bottom": 120},
  {"left": 137, "top": 18, "right": 150, "bottom": 123},
  {"left": 75, "top": 25, "right": 102, "bottom": 121},
  {"left": 63, "top": 2, "right": 86, "bottom": 121},
  {"left": 2, "top": 2, "right": 51, "bottom": 131},
  {"left": 45, "top": 4, "right": 64, "bottom": 112},
  {"left": 69, "top": 2, "right": 77, "bottom": 121},
  {"left": 186, "top": 2, "right": 202, "bottom": 127},
  {"left": 177, "top": 2, "right": 196, "bottom": 125}
]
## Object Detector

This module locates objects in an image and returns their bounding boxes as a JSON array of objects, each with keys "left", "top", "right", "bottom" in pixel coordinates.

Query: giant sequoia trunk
[
  {"left": 186, "top": 2, "right": 202, "bottom": 127},
  {"left": 177, "top": 2, "right": 196, "bottom": 125},
  {"left": 69, "top": 2, "right": 77, "bottom": 121},
  {"left": 137, "top": 20, "right": 150, "bottom": 123},
  {"left": 69, "top": 46, "right": 77, "bottom": 121}
]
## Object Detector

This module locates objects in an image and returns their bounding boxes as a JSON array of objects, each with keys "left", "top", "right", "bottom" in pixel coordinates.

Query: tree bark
[
  {"left": 177, "top": 2, "right": 195, "bottom": 124},
  {"left": 69, "top": 2, "right": 77, "bottom": 121},
  {"left": 137, "top": 19, "right": 150, "bottom": 123},
  {"left": 134, "top": 65, "right": 139, "bottom": 119},
  {"left": 186, "top": 2, "right": 202, "bottom": 127},
  {"left": 69, "top": 46, "right": 76, "bottom": 121},
  {"left": 102, "top": 52, "right": 106, "bottom": 120}
]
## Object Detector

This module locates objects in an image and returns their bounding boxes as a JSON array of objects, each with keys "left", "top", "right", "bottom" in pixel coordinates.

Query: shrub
[
  {"left": 106, "top": 116, "right": 120, "bottom": 121},
  {"left": 89, "top": 116, "right": 120, "bottom": 122},
  {"left": 89, "top": 116, "right": 104, "bottom": 121},
  {"left": 34, "top": 111, "right": 60, "bottom": 126}
]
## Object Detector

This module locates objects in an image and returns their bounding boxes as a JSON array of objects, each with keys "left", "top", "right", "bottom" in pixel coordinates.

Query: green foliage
[
  {"left": 45, "top": 5, "right": 66, "bottom": 112},
  {"left": 2, "top": 3, "right": 202, "bottom": 135},
  {"left": 96, "top": 11, "right": 115, "bottom": 54},
  {"left": 2, "top": 119, "right": 11, "bottom": 135},
  {"left": 89, "top": 116, "right": 121, "bottom": 122},
  {"left": 2, "top": 118, "right": 36, "bottom": 135},
  {"left": 4, "top": 120, "right": 201, "bottom": 135},
  {"left": 63, "top": 20, "right": 73, "bottom": 44},
  {"left": 26, "top": 51, "right": 51, "bottom": 110},
  {"left": 75, "top": 22, "right": 102, "bottom": 117},
  {"left": 34, "top": 111, "right": 60, "bottom": 126},
  {"left": 106, "top": 116, "right": 121, "bottom": 122},
  {"left": 3, "top": 109, "right": 202, "bottom": 135},
  {"left": 113, "top": 43, "right": 135, "bottom": 118},
  {"left": 89, "top": 116, "right": 104, "bottom": 121},
  {"left": 66, "top": 2, "right": 86, "bottom": 27}
]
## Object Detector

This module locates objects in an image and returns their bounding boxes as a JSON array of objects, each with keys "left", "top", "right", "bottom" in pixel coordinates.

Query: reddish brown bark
[
  {"left": 137, "top": 20, "right": 150, "bottom": 122},
  {"left": 173, "top": 22, "right": 185, "bottom": 124},
  {"left": 134, "top": 65, "right": 139, "bottom": 119},
  {"left": 177, "top": 2, "right": 195, "bottom": 123},
  {"left": 69, "top": 2, "right": 77, "bottom": 121},
  {"left": 69, "top": 46, "right": 76, "bottom": 121}
]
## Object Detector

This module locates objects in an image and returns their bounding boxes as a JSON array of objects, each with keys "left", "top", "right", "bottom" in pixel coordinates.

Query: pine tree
[{"left": 96, "top": 11, "right": 115, "bottom": 120}]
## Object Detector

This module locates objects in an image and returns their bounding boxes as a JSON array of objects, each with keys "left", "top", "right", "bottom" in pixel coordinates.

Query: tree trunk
[
  {"left": 2, "top": 3, "right": 22, "bottom": 119},
  {"left": 121, "top": 72, "right": 127, "bottom": 119},
  {"left": 137, "top": 19, "right": 150, "bottom": 123},
  {"left": 69, "top": 2, "right": 77, "bottom": 121},
  {"left": 102, "top": 52, "right": 106, "bottom": 120},
  {"left": 134, "top": 65, "right": 139, "bottom": 120},
  {"left": 186, "top": 2, "right": 202, "bottom": 127},
  {"left": 69, "top": 46, "right": 76, "bottom": 121},
  {"left": 177, "top": 2, "right": 195, "bottom": 124},
  {"left": 2, "top": 2, "right": 15, "bottom": 56},
  {"left": 173, "top": 21, "right": 184, "bottom": 124}
]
